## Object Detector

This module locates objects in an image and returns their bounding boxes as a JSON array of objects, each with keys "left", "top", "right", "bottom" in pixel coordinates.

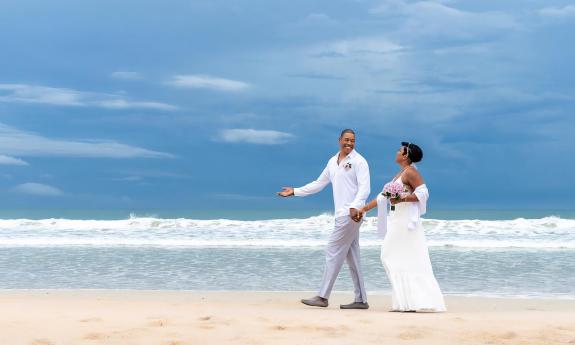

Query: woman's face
[{"left": 395, "top": 146, "right": 407, "bottom": 163}]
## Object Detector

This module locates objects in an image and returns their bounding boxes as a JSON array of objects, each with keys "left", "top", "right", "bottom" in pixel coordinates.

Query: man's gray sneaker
[
  {"left": 340, "top": 302, "right": 369, "bottom": 309},
  {"left": 301, "top": 296, "right": 328, "bottom": 307}
]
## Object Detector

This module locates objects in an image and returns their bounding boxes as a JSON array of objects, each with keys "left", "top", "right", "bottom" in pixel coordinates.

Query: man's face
[{"left": 339, "top": 132, "right": 355, "bottom": 155}]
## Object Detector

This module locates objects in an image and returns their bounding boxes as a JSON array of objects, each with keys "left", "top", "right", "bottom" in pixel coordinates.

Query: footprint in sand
[
  {"left": 196, "top": 315, "right": 232, "bottom": 329},
  {"left": 397, "top": 330, "right": 425, "bottom": 340},
  {"left": 31, "top": 339, "right": 54, "bottom": 345},
  {"left": 83, "top": 332, "right": 108, "bottom": 340},
  {"left": 314, "top": 325, "right": 349, "bottom": 338},
  {"left": 79, "top": 317, "right": 102, "bottom": 323},
  {"left": 196, "top": 315, "right": 216, "bottom": 330},
  {"left": 481, "top": 331, "right": 517, "bottom": 343},
  {"left": 272, "top": 325, "right": 287, "bottom": 331},
  {"left": 198, "top": 325, "right": 215, "bottom": 330},
  {"left": 500, "top": 331, "right": 517, "bottom": 339},
  {"left": 149, "top": 319, "right": 169, "bottom": 327}
]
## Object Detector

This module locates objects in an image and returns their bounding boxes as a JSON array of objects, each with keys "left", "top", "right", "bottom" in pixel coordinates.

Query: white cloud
[
  {"left": 538, "top": 5, "right": 575, "bottom": 17},
  {"left": 167, "top": 75, "right": 250, "bottom": 92},
  {"left": 263, "top": 2, "right": 527, "bottom": 128},
  {"left": 0, "top": 155, "right": 29, "bottom": 166},
  {"left": 98, "top": 99, "right": 177, "bottom": 111},
  {"left": 298, "top": 36, "right": 406, "bottom": 99},
  {"left": 0, "top": 84, "right": 83, "bottom": 106},
  {"left": 0, "top": 123, "right": 173, "bottom": 159},
  {"left": 14, "top": 182, "right": 63, "bottom": 196},
  {"left": 306, "top": 13, "right": 332, "bottom": 21},
  {"left": 110, "top": 71, "right": 144, "bottom": 80},
  {"left": 216, "top": 129, "right": 294, "bottom": 145},
  {"left": 0, "top": 84, "right": 177, "bottom": 110},
  {"left": 111, "top": 176, "right": 143, "bottom": 181},
  {"left": 316, "top": 37, "right": 404, "bottom": 57},
  {"left": 369, "top": 1, "right": 519, "bottom": 40},
  {"left": 303, "top": 13, "right": 337, "bottom": 25}
]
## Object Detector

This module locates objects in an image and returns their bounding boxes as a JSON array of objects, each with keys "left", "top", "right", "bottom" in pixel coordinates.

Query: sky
[{"left": 0, "top": 0, "right": 574, "bottom": 211}]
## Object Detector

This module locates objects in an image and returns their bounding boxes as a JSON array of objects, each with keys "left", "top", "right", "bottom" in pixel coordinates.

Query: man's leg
[
  {"left": 346, "top": 227, "right": 367, "bottom": 303},
  {"left": 318, "top": 216, "right": 358, "bottom": 300}
]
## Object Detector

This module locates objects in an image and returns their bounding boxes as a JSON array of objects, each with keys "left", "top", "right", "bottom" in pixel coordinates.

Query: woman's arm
[{"left": 360, "top": 198, "right": 378, "bottom": 214}]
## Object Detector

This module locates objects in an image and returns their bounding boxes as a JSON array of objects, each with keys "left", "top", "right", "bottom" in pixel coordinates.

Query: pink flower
[
  {"left": 382, "top": 182, "right": 404, "bottom": 211},
  {"left": 382, "top": 182, "right": 403, "bottom": 196}
]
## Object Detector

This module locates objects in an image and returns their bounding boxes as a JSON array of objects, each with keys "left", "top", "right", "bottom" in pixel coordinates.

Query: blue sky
[{"left": 0, "top": 0, "right": 574, "bottom": 211}]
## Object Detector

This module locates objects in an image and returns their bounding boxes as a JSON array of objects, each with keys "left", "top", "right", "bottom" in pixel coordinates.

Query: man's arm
[
  {"left": 294, "top": 165, "right": 331, "bottom": 196},
  {"left": 349, "top": 159, "right": 371, "bottom": 210},
  {"left": 277, "top": 164, "right": 331, "bottom": 197}
]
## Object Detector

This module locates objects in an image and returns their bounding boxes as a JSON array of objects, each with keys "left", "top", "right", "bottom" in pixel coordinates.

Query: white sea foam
[{"left": 0, "top": 215, "right": 573, "bottom": 249}]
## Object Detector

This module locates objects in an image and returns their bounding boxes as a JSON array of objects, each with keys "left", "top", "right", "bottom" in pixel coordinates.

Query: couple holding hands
[{"left": 277, "top": 129, "right": 445, "bottom": 312}]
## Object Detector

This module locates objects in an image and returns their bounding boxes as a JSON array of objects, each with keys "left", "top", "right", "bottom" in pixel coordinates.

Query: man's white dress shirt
[{"left": 294, "top": 150, "right": 370, "bottom": 218}]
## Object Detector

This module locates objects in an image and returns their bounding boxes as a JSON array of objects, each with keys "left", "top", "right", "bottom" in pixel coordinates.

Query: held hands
[
  {"left": 359, "top": 206, "right": 368, "bottom": 219},
  {"left": 277, "top": 187, "right": 295, "bottom": 197},
  {"left": 350, "top": 208, "right": 363, "bottom": 223}
]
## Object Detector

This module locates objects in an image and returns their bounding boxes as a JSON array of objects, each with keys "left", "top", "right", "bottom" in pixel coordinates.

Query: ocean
[{"left": 0, "top": 209, "right": 573, "bottom": 298}]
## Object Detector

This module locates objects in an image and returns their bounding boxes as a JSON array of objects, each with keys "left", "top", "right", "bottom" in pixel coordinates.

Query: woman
[{"left": 361, "top": 142, "right": 446, "bottom": 312}]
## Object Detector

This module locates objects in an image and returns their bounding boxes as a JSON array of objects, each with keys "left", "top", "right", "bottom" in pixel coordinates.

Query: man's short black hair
[{"left": 340, "top": 129, "right": 356, "bottom": 138}]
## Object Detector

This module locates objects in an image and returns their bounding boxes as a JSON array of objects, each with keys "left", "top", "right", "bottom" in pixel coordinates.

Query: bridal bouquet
[{"left": 382, "top": 182, "right": 404, "bottom": 211}]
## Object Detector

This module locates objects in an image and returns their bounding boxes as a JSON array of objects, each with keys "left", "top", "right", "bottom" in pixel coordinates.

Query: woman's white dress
[{"left": 380, "top": 176, "right": 446, "bottom": 312}]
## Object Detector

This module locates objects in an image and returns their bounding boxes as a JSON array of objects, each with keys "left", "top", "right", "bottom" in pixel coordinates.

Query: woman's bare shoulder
[
  {"left": 405, "top": 166, "right": 421, "bottom": 177},
  {"left": 406, "top": 166, "right": 424, "bottom": 184}
]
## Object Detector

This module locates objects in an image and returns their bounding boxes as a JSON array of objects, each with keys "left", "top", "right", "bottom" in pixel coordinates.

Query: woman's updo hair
[{"left": 401, "top": 142, "right": 423, "bottom": 163}]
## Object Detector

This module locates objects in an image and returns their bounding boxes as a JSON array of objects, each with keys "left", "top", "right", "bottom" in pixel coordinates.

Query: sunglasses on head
[{"left": 401, "top": 142, "right": 411, "bottom": 156}]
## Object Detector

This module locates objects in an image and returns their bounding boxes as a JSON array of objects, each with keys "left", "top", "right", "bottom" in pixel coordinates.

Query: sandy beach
[{"left": 0, "top": 290, "right": 573, "bottom": 345}]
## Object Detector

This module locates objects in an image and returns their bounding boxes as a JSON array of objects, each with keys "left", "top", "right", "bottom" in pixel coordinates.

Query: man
[{"left": 277, "top": 129, "right": 370, "bottom": 309}]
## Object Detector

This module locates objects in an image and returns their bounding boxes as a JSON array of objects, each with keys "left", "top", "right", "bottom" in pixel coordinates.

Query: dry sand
[{"left": 0, "top": 290, "right": 574, "bottom": 345}]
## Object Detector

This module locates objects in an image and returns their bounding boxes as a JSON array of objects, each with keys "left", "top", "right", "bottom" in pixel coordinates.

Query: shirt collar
[{"left": 334, "top": 149, "right": 357, "bottom": 161}]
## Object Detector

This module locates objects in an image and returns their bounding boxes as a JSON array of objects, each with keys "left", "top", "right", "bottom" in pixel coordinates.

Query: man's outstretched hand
[
  {"left": 277, "top": 187, "right": 295, "bottom": 197},
  {"left": 350, "top": 208, "right": 363, "bottom": 222}
]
